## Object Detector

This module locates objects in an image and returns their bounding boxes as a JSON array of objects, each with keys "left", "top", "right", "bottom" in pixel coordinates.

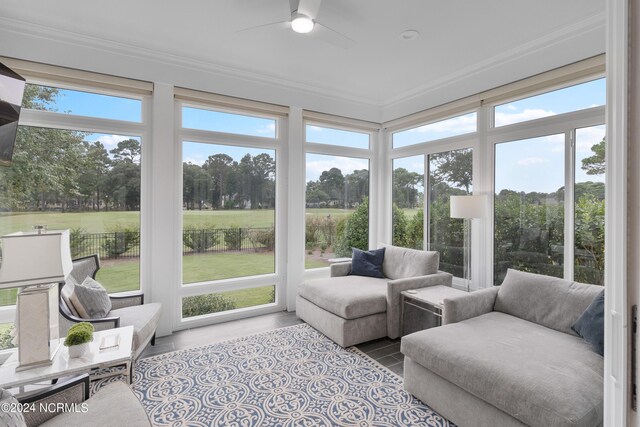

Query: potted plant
[{"left": 64, "top": 322, "right": 94, "bottom": 358}]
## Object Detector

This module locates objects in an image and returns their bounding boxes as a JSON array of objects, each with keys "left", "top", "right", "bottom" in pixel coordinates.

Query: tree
[
  {"left": 78, "top": 141, "right": 111, "bottom": 211},
  {"left": 581, "top": 137, "right": 605, "bottom": 175},
  {"left": 335, "top": 197, "right": 369, "bottom": 256},
  {"left": 183, "top": 163, "right": 212, "bottom": 210},
  {"left": 109, "top": 139, "right": 141, "bottom": 163},
  {"left": 392, "top": 167, "right": 422, "bottom": 208},
  {"left": 429, "top": 149, "right": 472, "bottom": 192},
  {"left": 203, "top": 154, "right": 233, "bottom": 208},
  {"left": 318, "top": 167, "right": 345, "bottom": 205}
]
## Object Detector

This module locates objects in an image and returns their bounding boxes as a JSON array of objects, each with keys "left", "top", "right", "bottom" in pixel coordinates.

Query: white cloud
[
  {"left": 495, "top": 108, "right": 555, "bottom": 127},
  {"left": 410, "top": 114, "right": 476, "bottom": 134},
  {"left": 516, "top": 157, "right": 547, "bottom": 166},
  {"left": 92, "top": 134, "right": 131, "bottom": 148},
  {"left": 576, "top": 126, "right": 606, "bottom": 153},
  {"left": 256, "top": 122, "right": 276, "bottom": 135},
  {"left": 504, "top": 104, "right": 517, "bottom": 111},
  {"left": 184, "top": 155, "right": 207, "bottom": 166},
  {"left": 306, "top": 157, "right": 368, "bottom": 182},
  {"left": 308, "top": 125, "right": 323, "bottom": 132}
]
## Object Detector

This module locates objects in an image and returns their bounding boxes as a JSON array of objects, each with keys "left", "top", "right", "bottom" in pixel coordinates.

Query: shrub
[
  {"left": 335, "top": 198, "right": 369, "bottom": 257},
  {"left": 0, "top": 325, "right": 14, "bottom": 350},
  {"left": 70, "top": 227, "right": 89, "bottom": 258},
  {"left": 407, "top": 208, "right": 424, "bottom": 249},
  {"left": 182, "top": 293, "right": 237, "bottom": 318},
  {"left": 183, "top": 224, "right": 220, "bottom": 253},
  {"left": 392, "top": 204, "right": 409, "bottom": 247},
  {"left": 64, "top": 322, "right": 94, "bottom": 347},
  {"left": 223, "top": 226, "right": 243, "bottom": 250},
  {"left": 255, "top": 227, "right": 275, "bottom": 251},
  {"left": 103, "top": 225, "right": 140, "bottom": 258}
]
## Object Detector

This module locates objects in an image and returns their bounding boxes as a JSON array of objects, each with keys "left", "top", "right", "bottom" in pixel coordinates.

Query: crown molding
[
  {"left": 0, "top": 16, "right": 381, "bottom": 109},
  {"left": 382, "top": 11, "right": 606, "bottom": 111}
]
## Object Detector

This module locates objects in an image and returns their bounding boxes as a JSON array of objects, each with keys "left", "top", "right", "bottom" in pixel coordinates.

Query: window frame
[
  {"left": 302, "top": 116, "right": 379, "bottom": 272},
  {"left": 175, "top": 99, "right": 288, "bottom": 329},
  {"left": 0, "top": 77, "right": 151, "bottom": 347}
]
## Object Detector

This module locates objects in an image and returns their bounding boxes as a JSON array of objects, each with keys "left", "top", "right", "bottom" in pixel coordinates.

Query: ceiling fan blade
[
  {"left": 314, "top": 22, "right": 357, "bottom": 49},
  {"left": 237, "top": 20, "right": 290, "bottom": 33},
  {"left": 297, "top": 0, "right": 322, "bottom": 19}
]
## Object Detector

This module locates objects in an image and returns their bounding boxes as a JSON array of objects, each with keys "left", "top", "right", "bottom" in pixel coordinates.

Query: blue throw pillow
[
  {"left": 350, "top": 247, "right": 385, "bottom": 278},
  {"left": 571, "top": 290, "right": 604, "bottom": 356}
]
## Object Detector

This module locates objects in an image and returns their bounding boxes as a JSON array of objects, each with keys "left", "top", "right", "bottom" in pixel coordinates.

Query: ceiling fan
[{"left": 238, "top": 0, "right": 357, "bottom": 49}]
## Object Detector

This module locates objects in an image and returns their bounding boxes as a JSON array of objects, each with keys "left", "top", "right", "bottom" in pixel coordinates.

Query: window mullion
[{"left": 564, "top": 130, "right": 576, "bottom": 281}]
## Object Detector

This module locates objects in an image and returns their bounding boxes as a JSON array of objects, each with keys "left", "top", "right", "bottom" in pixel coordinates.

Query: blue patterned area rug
[{"left": 131, "top": 324, "right": 454, "bottom": 426}]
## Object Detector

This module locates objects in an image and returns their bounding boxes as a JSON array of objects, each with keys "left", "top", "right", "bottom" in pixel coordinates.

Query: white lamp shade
[
  {"left": 450, "top": 195, "right": 487, "bottom": 219},
  {"left": 0, "top": 230, "right": 73, "bottom": 289}
]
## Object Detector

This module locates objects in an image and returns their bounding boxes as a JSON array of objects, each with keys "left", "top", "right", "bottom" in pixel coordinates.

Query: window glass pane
[
  {"left": 0, "top": 126, "right": 142, "bottom": 304},
  {"left": 182, "top": 285, "right": 275, "bottom": 319},
  {"left": 0, "top": 323, "right": 14, "bottom": 351},
  {"left": 182, "top": 142, "right": 276, "bottom": 284},
  {"left": 575, "top": 125, "right": 605, "bottom": 285},
  {"left": 392, "top": 112, "right": 477, "bottom": 149},
  {"left": 24, "top": 84, "right": 142, "bottom": 122},
  {"left": 182, "top": 107, "right": 276, "bottom": 138},
  {"left": 305, "top": 125, "right": 369, "bottom": 149},
  {"left": 428, "top": 148, "right": 473, "bottom": 277},
  {"left": 494, "top": 78, "right": 605, "bottom": 127},
  {"left": 392, "top": 155, "right": 424, "bottom": 249},
  {"left": 305, "top": 154, "right": 369, "bottom": 269},
  {"left": 494, "top": 135, "right": 565, "bottom": 284}
]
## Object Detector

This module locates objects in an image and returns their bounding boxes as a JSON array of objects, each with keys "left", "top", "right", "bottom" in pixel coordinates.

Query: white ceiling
[{"left": 0, "top": 0, "right": 606, "bottom": 121}]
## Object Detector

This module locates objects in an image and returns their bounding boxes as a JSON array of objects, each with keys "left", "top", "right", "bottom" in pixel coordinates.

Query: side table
[
  {"left": 401, "top": 286, "right": 466, "bottom": 336},
  {"left": 0, "top": 325, "right": 134, "bottom": 393}
]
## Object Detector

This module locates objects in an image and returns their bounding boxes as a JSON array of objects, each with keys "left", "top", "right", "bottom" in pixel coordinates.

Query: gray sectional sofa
[
  {"left": 401, "top": 269, "right": 603, "bottom": 427},
  {"left": 297, "top": 244, "right": 453, "bottom": 347}
]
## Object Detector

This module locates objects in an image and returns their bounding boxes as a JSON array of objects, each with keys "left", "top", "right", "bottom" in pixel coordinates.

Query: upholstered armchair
[
  {"left": 297, "top": 244, "right": 453, "bottom": 347},
  {"left": 5, "top": 374, "right": 151, "bottom": 427},
  {"left": 59, "top": 254, "right": 161, "bottom": 359}
]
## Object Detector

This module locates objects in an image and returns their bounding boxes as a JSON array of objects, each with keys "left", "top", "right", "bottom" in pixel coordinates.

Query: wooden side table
[
  {"left": 401, "top": 286, "right": 466, "bottom": 336},
  {"left": 0, "top": 326, "right": 134, "bottom": 393}
]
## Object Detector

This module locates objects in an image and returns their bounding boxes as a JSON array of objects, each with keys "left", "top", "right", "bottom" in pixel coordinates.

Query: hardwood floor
[{"left": 140, "top": 311, "right": 404, "bottom": 376}]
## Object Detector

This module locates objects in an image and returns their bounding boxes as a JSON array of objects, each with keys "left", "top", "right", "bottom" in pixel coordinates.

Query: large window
[
  {"left": 305, "top": 153, "right": 369, "bottom": 269},
  {"left": 179, "top": 103, "right": 281, "bottom": 321},
  {"left": 428, "top": 148, "right": 473, "bottom": 277},
  {"left": 182, "top": 142, "right": 276, "bottom": 284},
  {"left": 0, "top": 82, "right": 145, "bottom": 350},
  {"left": 494, "top": 136, "right": 565, "bottom": 283},
  {"left": 392, "top": 156, "right": 424, "bottom": 249}
]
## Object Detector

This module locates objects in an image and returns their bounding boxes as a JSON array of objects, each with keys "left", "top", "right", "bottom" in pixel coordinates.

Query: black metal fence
[{"left": 72, "top": 227, "right": 274, "bottom": 260}]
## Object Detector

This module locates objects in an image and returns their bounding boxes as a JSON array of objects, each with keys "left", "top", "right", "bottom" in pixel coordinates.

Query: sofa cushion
[
  {"left": 0, "top": 389, "right": 26, "bottom": 427},
  {"left": 572, "top": 290, "right": 605, "bottom": 356},
  {"left": 350, "top": 247, "right": 385, "bottom": 278},
  {"left": 381, "top": 244, "right": 439, "bottom": 280},
  {"left": 108, "top": 303, "right": 161, "bottom": 351},
  {"left": 41, "top": 381, "right": 151, "bottom": 427},
  {"left": 299, "top": 276, "right": 388, "bottom": 319},
  {"left": 494, "top": 269, "right": 603, "bottom": 335},
  {"left": 401, "top": 312, "right": 603, "bottom": 427}
]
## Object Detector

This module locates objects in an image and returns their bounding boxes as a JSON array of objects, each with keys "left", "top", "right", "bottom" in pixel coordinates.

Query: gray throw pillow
[
  {"left": 73, "top": 277, "right": 112, "bottom": 319},
  {"left": 0, "top": 389, "right": 27, "bottom": 427}
]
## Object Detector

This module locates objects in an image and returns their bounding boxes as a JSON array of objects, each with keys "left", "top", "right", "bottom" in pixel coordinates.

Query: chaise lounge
[
  {"left": 401, "top": 269, "right": 603, "bottom": 427},
  {"left": 297, "top": 244, "right": 453, "bottom": 347}
]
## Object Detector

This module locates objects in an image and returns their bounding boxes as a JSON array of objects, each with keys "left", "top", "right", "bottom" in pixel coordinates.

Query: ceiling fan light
[{"left": 291, "top": 13, "right": 314, "bottom": 34}]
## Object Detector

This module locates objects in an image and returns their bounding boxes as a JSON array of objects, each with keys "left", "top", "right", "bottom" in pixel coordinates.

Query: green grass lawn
[{"left": 0, "top": 208, "right": 360, "bottom": 235}]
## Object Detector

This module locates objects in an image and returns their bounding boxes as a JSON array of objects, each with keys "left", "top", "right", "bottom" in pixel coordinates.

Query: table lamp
[
  {"left": 450, "top": 195, "right": 486, "bottom": 292},
  {"left": 0, "top": 229, "right": 72, "bottom": 370}
]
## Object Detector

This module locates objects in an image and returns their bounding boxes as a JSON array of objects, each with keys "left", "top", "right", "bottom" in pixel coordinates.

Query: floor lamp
[
  {"left": 450, "top": 195, "right": 486, "bottom": 292},
  {"left": 0, "top": 229, "right": 73, "bottom": 370}
]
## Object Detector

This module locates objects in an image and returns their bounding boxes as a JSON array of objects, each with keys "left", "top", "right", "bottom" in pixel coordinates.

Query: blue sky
[{"left": 33, "top": 79, "right": 606, "bottom": 192}]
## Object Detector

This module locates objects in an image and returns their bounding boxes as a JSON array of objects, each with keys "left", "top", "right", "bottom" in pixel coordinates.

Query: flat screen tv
[{"left": 0, "top": 63, "right": 26, "bottom": 167}]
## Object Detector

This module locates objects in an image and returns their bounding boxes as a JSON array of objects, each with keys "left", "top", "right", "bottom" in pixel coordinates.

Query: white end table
[{"left": 0, "top": 326, "right": 134, "bottom": 392}]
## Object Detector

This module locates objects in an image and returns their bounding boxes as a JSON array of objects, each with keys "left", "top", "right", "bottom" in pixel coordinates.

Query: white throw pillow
[
  {"left": 71, "top": 277, "right": 112, "bottom": 319},
  {"left": 61, "top": 276, "right": 81, "bottom": 317}
]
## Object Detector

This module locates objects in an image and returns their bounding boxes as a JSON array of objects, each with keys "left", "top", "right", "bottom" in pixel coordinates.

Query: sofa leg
[{"left": 150, "top": 333, "right": 156, "bottom": 346}]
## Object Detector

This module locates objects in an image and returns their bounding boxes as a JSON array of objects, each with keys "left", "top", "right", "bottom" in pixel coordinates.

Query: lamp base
[{"left": 16, "top": 283, "right": 61, "bottom": 370}]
